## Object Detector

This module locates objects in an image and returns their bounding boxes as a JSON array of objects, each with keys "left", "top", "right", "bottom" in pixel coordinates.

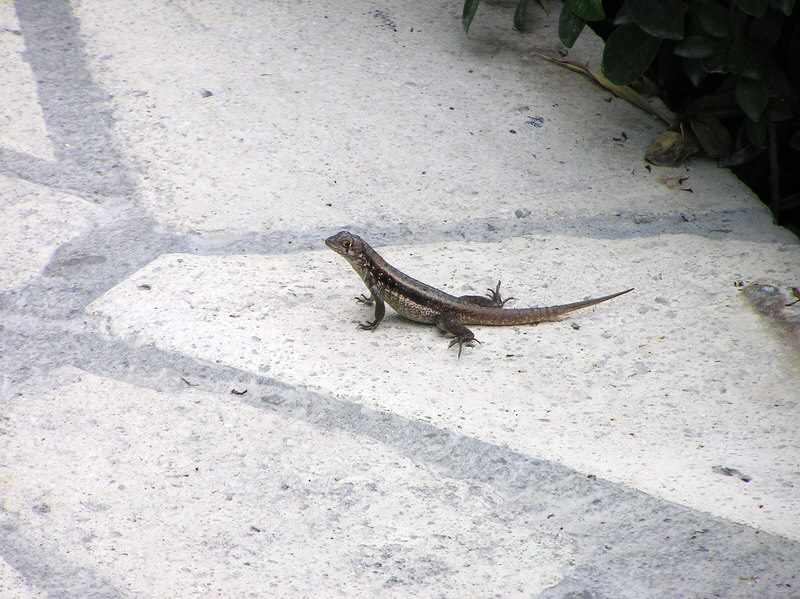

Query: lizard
[{"left": 325, "top": 230, "right": 633, "bottom": 357}]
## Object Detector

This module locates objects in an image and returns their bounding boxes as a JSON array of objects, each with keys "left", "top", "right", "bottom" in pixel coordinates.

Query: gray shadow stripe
[
  {"left": 2, "top": 322, "right": 799, "bottom": 598},
  {"left": 0, "top": 512, "right": 129, "bottom": 599},
  {"left": 8, "top": 0, "right": 137, "bottom": 199}
]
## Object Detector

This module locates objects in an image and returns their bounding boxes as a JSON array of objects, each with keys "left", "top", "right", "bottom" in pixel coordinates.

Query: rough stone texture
[{"left": 1, "top": 0, "right": 799, "bottom": 597}]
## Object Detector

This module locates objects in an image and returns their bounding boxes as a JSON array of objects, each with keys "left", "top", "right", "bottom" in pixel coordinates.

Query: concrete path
[{"left": 2, "top": 0, "right": 799, "bottom": 597}]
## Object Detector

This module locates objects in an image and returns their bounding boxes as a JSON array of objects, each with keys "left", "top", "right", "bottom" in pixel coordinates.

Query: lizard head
[{"left": 325, "top": 231, "right": 369, "bottom": 268}]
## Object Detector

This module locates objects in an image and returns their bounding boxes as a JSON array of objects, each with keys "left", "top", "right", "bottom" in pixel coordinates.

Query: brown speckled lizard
[{"left": 326, "top": 231, "right": 633, "bottom": 357}]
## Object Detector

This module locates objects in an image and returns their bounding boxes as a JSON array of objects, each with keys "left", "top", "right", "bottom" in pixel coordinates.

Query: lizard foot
[
  {"left": 485, "top": 281, "right": 514, "bottom": 307},
  {"left": 457, "top": 282, "right": 514, "bottom": 308},
  {"left": 448, "top": 335, "right": 481, "bottom": 359}
]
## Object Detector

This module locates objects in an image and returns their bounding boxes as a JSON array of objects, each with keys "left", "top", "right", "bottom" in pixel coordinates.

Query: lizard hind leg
[
  {"left": 457, "top": 280, "right": 514, "bottom": 308},
  {"left": 434, "top": 313, "right": 480, "bottom": 358}
]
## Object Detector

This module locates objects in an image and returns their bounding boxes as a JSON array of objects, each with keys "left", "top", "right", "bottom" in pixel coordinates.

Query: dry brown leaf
[
  {"left": 690, "top": 118, "right": 731, "bottom": 159},
  {"left": 645, "top": 127, "right": 701, "bottom": 166},
  {"left": 646, "top": 131, "right": 685, "bottom": 166}
]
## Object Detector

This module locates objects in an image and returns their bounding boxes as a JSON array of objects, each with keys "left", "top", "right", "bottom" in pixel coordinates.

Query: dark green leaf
[
  {"left": 718, "top": 144, "right": 763, "bottom": 167},
  {"left": 614, "top": 3, "right": 634, "bottom": 25},
  {"left": 674, "top": 35, "right": 728, "bottom": 58},
  {"left": 513, "top": 0, "right": 531, "bottom": 32},
  {"left": 729, "top": 4, "right": 748, "bottom": 38},
  {"left": 774, "top": 0, "right": 795, "bottom": 16},
  {"left": 702, "top": 53, "right": 729, "bottom": 74},
  {"left": 766, "top": 98, "right": 794, "bottom": 122},
  {"left": 761, "top": 59, "right": 791, "bottom": 93},
  {"left": 602, "top": 24, "right": 661, "bottom": 85},
  {"left": 733, "top": 0, "right": 767, "bottom": 17},
  {"left": 744, "top": 118, "right": 768, "bottom": 148},
  {"left": 570, "top": 0, "right": 604, "bottom": 21},
  {"left": 728, "top": 40, "right": 762, "bottom": 79},
  {"left": 462, "top": 0, "right": 481, "bottom": 34},
  {"left": 685, "top": 87, "right": 742, "bottom": 119},
  {"left": 749, "top": 10, "right": 782, "bottom": 51},
  {"left": 626, "top": 0, "right": 686, "bottom": 40},
  {"left": 682, "top": 57, "right": 708, "bottom": 87},
  {"left": 688, "top": 3, "right": 730, "bottom": 38},
  {"left": 735, "top": 76, "right": 771, "bottom": 121},
  {"left": 559, "top": 2, "right": 586, "bottom": 48}
]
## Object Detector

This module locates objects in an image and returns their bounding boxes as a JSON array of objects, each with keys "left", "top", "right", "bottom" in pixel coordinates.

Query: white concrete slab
[
  {"left": 0, "top": 4, "right": 54, "bottom": 162},
  {"left": 0, "top": 176, "right": 100, "bottom": 291},
  {"left": 3, "top": 0, "right": 800, "bottom": 596},
  {"left": 70, "top": 0, "right": 759, "bottom": 236},
  {"left": 0, "top": 557, "right": 49, "bottom": 599},
  {"left": 1, "top": 367, "right": 572, "bottom": 597},
  {"left": 87, "top": 233, "right": 800, "bottom": 541}
]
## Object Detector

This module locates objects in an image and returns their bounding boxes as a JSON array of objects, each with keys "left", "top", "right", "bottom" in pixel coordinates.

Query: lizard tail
[{"left": 462, "top": 288, "right": 633, "bottom": 325}]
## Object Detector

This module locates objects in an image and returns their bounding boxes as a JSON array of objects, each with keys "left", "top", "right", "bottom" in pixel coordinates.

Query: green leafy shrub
[{"left": 463, "top": 0, "right": 800, "bottom": 227}]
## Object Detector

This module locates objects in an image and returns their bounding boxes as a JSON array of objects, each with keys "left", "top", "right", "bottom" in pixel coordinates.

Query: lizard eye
[{"left": 341, "top": 239, "right": 351, "bottom": 250}]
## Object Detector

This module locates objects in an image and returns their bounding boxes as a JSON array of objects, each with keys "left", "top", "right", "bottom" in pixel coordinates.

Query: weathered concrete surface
[{"left": 2, "top": 0, "right": 799, "bottom": 597}]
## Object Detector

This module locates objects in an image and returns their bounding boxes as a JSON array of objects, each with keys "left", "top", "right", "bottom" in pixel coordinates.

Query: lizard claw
[
  {"left": 355, "top": 294, "right": 374, "bottom": 305},
  {"left": 448, "top": 335, "right": 481, "bottom": 358},
  {"left": 358, "top": 320, "right": 379, "bottom": 330},
  {"left": 485, "top": 281, "right": 514, "bottom": 307}
]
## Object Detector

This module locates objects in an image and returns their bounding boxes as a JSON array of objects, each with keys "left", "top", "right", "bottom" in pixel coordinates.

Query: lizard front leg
[
  {"left": 434, "top": 313, "right": 480, "bottom": 358},
  {"left": 357, "top": 273, "right": 386, "bottom": 331},
  {"left": 457, "top": 280, "right": 514, "bottom": 308}
]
